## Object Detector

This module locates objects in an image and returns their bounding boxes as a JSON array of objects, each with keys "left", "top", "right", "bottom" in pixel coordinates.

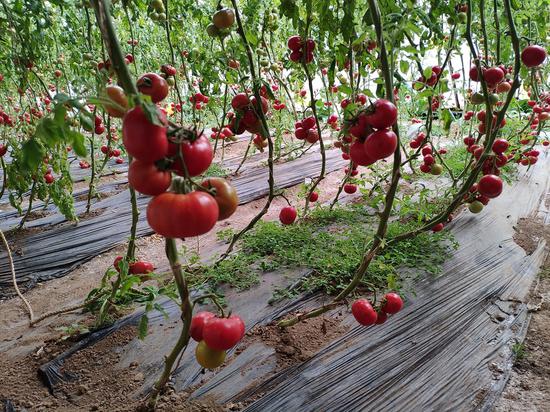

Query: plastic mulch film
[{"left": 37, "top": 154, "right": 549, "bottom": 411}]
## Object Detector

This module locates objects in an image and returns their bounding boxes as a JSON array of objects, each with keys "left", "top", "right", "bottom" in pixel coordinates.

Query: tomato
[
  {"left": 231, "top": 93, "right": 250, "bottom": 110},
  {"left": 129, "top": 261, "right": 154, "bottom": 274},
  {"left": 136, "top": 73, "right": 169, "bottom": 103},
  {"left": 168, "top": 133, "right": 213, "bottom": 177},
  {"left": 351, "top": 299, "right": 377, "bottom": 326},
  {"left": 279, "top": 206, "right": 297, "bottom": 225},
  {"left": 309, "top": 192, "right": 319, "bottom": 202},
  {"left": 496, "top": 82, "right": 511, "bottom": 94},
  {"left": 364, "top": 99, "right": 398, "bottom": 130},
  {"left": 44, "top": 173, "right": 54, "bottom": 184},
  {"left": 381, "top": 293, "right": 403, "bottom": 314},
  {"left": 431, "top": 164, "right": 443, "bottom": 175},
  {"left": 287, "top": 35, "right": 302, "bottom": 51},
  {"left": 492, "top": 139, "right": 509, "bottom": 154},
  {"left": 344, "top": 183, "right": 357, "bottom": 194},
  {"left": 202, "top": 315, "right": 245, "bottom": 351},
  {"left": 250, "top": 96, "right": 269, "bottom": 114},
  {"left": 295, "top": 127, "right": 307, "bottom": 140},
  {"left": 190, "top": 311, "right": 216, "bottom": 342},
  {"left": 201, "top": 178, "right": 238, "bottom": 220},
  {"left": 146, "top": 191, "right": 219, "bottom": 238},
  {"left": 305, "top": 129, "right": 319, "bottom": 144},
  {"left": 469, "top": 65, "right": 481, "bottom": 81},
  {"left": 349, "top": 140, "right": 375, "bottom": 166},
  {"left": 301, "top": 116, "right": 316, "bottom": 130},
  {"left": 521, "top": 45, "right": 547, "bottom": 68},
  {"left": 375, "top": 311, "right": 388, "bottom": 325},
  {"left": 483, "top": 67, "right": 504, "bottom": 85},
  {"left": 0, "top": 144, "right": 7, "bottom": 157},
  {"left": 420, "top": 163, "right": 432, "bottom": 173},
  {"left": 123, "top": 106, "right": 168, "bottom": 163},
  {"left": 364, "top": 129, "right": 397, "bottom": 160},
  {"left": 104, "top": 85, "right": 128, "bottom": 118},
  {"left": 423, "top": 154, "right": 435, "bottom": 165},
  {"left": 212, "top": 8, "right": 235, "bottom": 29},
  {"left": 195, "top": 340, "right": 226, "bottom": 369},
  {"left": 478, "top": 174, "right": 503, "bottom": 198},
  {"left": 128, "top": 160, "right": 171, "bottom": 196},
  {"left": 469, "top": 200, "right": 484, "bottom": 214},
  {"left": 431, "top": 222, "right": 446, "bottom": 233},
  {"left": 421, "top": 146, "right": 432, "bottom": 156}
]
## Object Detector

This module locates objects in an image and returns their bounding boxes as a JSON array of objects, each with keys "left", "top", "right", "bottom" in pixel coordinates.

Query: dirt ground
[
  {"left": 0, "top": 138, "right": 352, "bottom": 411},
  {"left": 495, "top": 220, "right": 550, "bottom": 412}
]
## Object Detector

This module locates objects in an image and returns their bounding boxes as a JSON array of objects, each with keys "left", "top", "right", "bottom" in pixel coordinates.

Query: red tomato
[
  {"left": 309, "top": 192, "right": 319, "bottom": 202},
  {"left": 0, "top": 144, "right": 7, "bottom": 157},
  {"left": 136, "top": 73, "right": 169, "bottom": 103},
  {"left": 349, "top": 140, "right": 375, "bottom": 166},
  {"left": 375, "top": 311, "right": 388, "bottom": 325},
  {"left": 279, "top": 206, "right": 297, "bottom": 225},
  {"left": 202, "top": 315, "right": 245, "bottom": 351},
  {"left": 287, "top": 35, "right": 302, "bottom": 51},
  {"left": 105, "top": 85, "right": 128, "bottom": 118},
  {"left": 168, "top": 134, "right": 213, "bottom": 177},
  {"left": 364, "top": 129, "right": 397, "bottom": 160},
  {"left": 344, "top": 183, "right": 357, "bottom": 194},
  {"left": 483, "top": 67, "right": 504, "bottom": 85},
  {"left": 478, "top": 174, "right": 503, "bottom": 198},
  {"left": 432, "top": 223, "right": 444, "bottom": 232},
  {"left": 129, "top": 261, "right": 154, "bottom": 274},
  {"left": 123, "top": 106, "right": 168, "bottom": 162},
  {"left": 492, "top": 139, "right": 509, "bottom": 154},
  {"left": 381, "top": 292, "right": 403, "bottom": 314},
  {"left": 521, "top": 45, "right": 547, "bottom": 68},
  {"left": 146, "top": 191, "right": 219, "bottom": 238},
  {"left": 44, "top": 173, "right": 54, "bottom": 184},
  {"left": 364, "top": 99, "right": 398, "bottom": 130},
  {"left": 302, "top": 116, "right": 316, "bottom": 130},
  {"left": 351, "top": 299, "right": 378, "bottom": 326},
  {"left": 128, "top": 160, "right": 172, "bottom": 196},
  {"left": 231, "top": 93, "right": 250, "bottom": 110},
  {"left": 190, "top": 311, "right": 216, "bottom": 342}
]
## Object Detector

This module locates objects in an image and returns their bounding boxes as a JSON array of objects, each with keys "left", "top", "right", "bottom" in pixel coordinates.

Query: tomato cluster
[
  {"left": 340, "top": 99, "right": 398, "bottom": 167},
  {"left": 113, "top": 256, "right": 154, "bottom": 275},
  {"left": 287, "top": 36, "right": 315, "bottom": 64},
  {"left": 294, "top": 116, "right": 319, "bottom": 144},
  {"left": 351, "top": 292, "right": 403, "bottom": 327},
  {"left": 229, "top": 93, "right": 268, "bottom": 138},
  {"left": 418, "top": 145, "right": 443, "bottom": 175},
  {"left": 121, "top": 73, "right": 239, "bottom": 239},
  {"left": 190, "top": 311, "right": 245, "bottom": 369}
]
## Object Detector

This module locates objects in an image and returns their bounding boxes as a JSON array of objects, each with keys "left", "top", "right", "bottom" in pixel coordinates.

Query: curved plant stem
[
  {"left": 217, "top": 0, "right": 276, "bottom": 262},
  {"left": 279, "top": 0, "right": 402, "bottom": 327}
]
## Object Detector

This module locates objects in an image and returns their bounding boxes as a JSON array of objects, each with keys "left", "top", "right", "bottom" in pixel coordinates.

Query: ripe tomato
[
  {"left": 492, "top": 139, "right": 509, "bottom": 154},
  {"left": 349, "top": 140, "right": 375, "bottom": 166},
  {"left": 104, "top": 85, "right": 128, "bottom": 118},
  {"left": 483, "top": 67, "right": 504, "bottom": 85},
  {"left": 309, "top": 192, "right": 319, "bottom": 202},
  {"left": 381, "top": 293, "right": 403, "bottom": 314},
  {"left": 364, "top": 129, "right": 397, "bottom": 160},
  {"left": 302, "top": 116, "right": 316, "bottom": 129},
  {"left": 344, "top": 183, "right": 357, "bottom": 194},
  {"left": 190, "top": 311, "right": 216, "bottom": 342},
  {"left": 432, "top": 223, "right": 444, "bottom": 232},
  {"left": 168, "top": 133, "right": 213, "bottom": 176},
  {"left": 123, "top": 106, "right": 168, "bottom": 162},
  {"left": 521, "top": 45, "right": 547, "bottom": 68},
  {"left": 305, "top": 129, "right": 319, "bottom": 144},
  {"left": 129, "top": 261, "right": 154, "bottom": 274},
  {"left": 351, "top": 299, "right": 378, "bottom": 326},
  {"left": 201, "top": 178, "right": 238, "bottom": 220},
  {"left": 128, "top": 160, "right": 171, "bottom": 196},
  {"left": 212, "top": 8, "right": 235, "bottom": 29},
  {"left": 0, "top": 144, "right": 7, "bottom": 157},
  {"left": 478, "top": 174, "right": 503, "bottom": 198},
  {"left": 44, "top": 173, "right": 54, "bottom": 184},
  {"left": 375, "top": 311, "right": 388, "bottom": 325},
  {"left": 287, "top": 35, "right": 302, "bottom": 51},
  {"left": 202, "top": 315, "right": 245, "bottom": 351},
  {"left": 195, "top": 340, "right": 226, "bottom": 369},
  {"left": 146, "top": 191, "right": 219, "bottom": 238},
  {"left": 365, "top": 99, "right": 398, "bottom": 130},
  {"left": 137, "top": 73, "right": 169, "bottom": 103},
  {"left": 231, "top": 93, "right": 250, "bottom": 110},
  {"left": 250, "top": 96, "right": 269, "bottom": 114},
  {"left": 279, "top": 206, "right": 297, "bottom": 225}
]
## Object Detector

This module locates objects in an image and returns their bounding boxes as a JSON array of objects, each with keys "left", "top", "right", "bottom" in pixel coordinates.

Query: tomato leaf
[
  {"left": 69, "top": 130, "right": 87, "bottom": 157},
  {"left": 141, "top": 101, "right": 164, "bottom": 127},
  {"left": 21, "top": 139, "right": 43, "bottom": 171}
]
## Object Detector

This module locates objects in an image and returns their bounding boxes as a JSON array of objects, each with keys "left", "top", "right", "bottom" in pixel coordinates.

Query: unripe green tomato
[
  {"left": 207, "top": 24, "right": 220, "bottom": 38},
  {"left": 470, "top": 92, "right": 485, "bottom": 105},
  {"left": 257, "top": 49, "right": 266, "bottom": 56},
  {"left": 150, "top": 11, "right": 159, "bottom": 20},
  {"left": 151, "top": 0, "right": 163, "bottom": 11},
  {"left": 431, "top": 164, "right": 444, "bottom": 175},
  {"left": 458, "top": 12, "right": 467, "bottom": 23},
  {"left": 488, "top": 93, "right": 499, "bottom": 105},
  {"left": 166, "top": 76, "right": 175, "bottom": 86},
  {"left": 469, "top": 200, "right": 484, "bottom": 213},
  {"left": 260, "top": 58, "right": 269, "bottom": 67},
  {"left": 157, "top": 12, "right": 167, "bottom": 21}
]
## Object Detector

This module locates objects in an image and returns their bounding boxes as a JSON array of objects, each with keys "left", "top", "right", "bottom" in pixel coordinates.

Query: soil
[
  {"left": 495, "top": 220, "right": 550, "bottom": 412},
  {"left": 241, "top": 310, "right": 350, "bottom": 369},
  {"left": 0, "top": 142, "right": 351, "bottom": 411}
]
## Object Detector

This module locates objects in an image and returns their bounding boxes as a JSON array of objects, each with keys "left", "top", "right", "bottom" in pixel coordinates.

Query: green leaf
[
  {"left": 138, "top": 314, "right": 149, "bottom": 340},
  {"left": 21, "top": 139, "right": 43, "bottom": 171},
  {"left": 399, "top": 60, "right": 410, "bottom": 75},
  {"left": 141, "top": 101, "right": 164, "bottom": 127},
  {"left": 69, "top": 130, "right": 87, "bottom": 157},
  {"left": 422, "top": 67, "right": 433, "bottom": 79},
  {"left": 36, "top": 118, "right": 62, "bottom": 147},
  {"left": 417, "top": 89, "right": 434, "bottom": 98}
]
